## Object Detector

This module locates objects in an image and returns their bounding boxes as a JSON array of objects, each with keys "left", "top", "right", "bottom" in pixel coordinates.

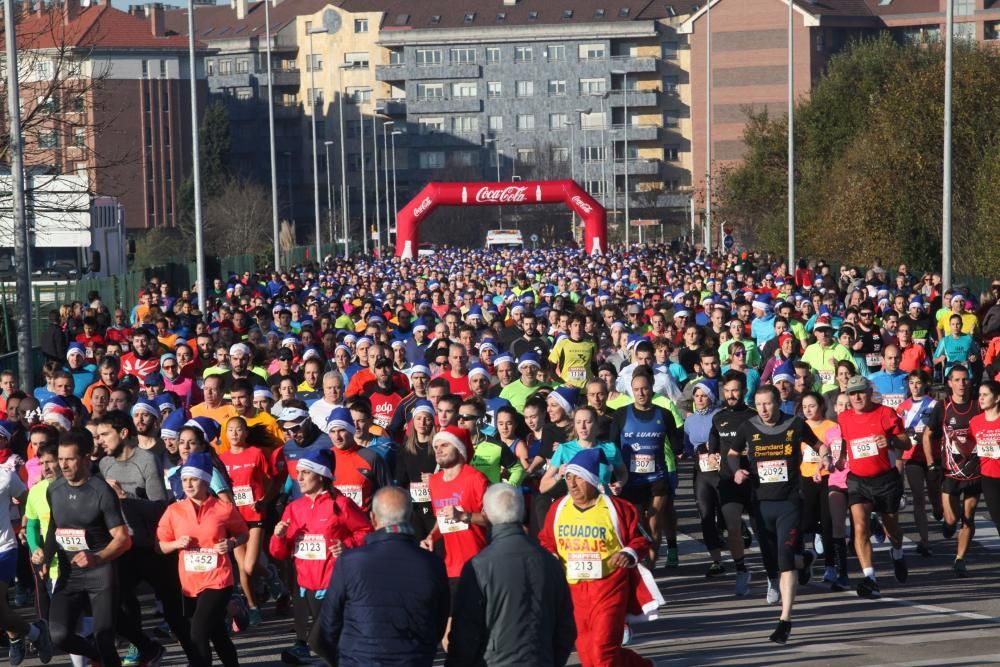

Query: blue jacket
[{"left": 313, "top": 528, "right": 450, "bottom": 667}]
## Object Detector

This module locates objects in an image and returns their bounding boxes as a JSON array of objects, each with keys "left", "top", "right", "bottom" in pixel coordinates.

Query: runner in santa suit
[{"left": 539, "top": 448, "right": 662, "bottom": 667}]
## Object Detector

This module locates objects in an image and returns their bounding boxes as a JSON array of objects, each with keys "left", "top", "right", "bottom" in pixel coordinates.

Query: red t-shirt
[
  {"left": 838, "top": 404, "right": 904, "bottom": 478},
  {"left": 366, "top": 387, "right": 406, "bottom": 430},
  {"left": 444, "top": 373, "right": 472, "bottom": 400},
  {"left": 119, "top": 352, "right": 159, "bottom": 380},
  {"left": 220, "top": 446, "right": 273, "bottom": 522},
  {"left": 969, "top": 413, "right": 1000, "bottom": 479},
  {"left": 331, "top": 445, "right": 378, "bottom": 512},
  {"left": 428, "top": 464, "right": 489, "bottom": 578}
]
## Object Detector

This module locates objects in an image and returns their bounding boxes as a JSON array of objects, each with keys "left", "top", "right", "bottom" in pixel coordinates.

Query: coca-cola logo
[
  {"left": 571, "top": 196, "right": 593, "bottom": 214},
  {"left": 475, "top": 186, "right": 527, "bottom": 203},
  {"left": 413, "top": 197, "right": 433, "bottom": 217}
]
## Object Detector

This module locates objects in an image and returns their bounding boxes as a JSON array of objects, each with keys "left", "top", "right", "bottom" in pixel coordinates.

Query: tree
[
  {"left": 202, "top": 177, "right": 273, "bottom": 257},
  {"left": 177, "top": 99, "right": 232, "bottom": 238}
]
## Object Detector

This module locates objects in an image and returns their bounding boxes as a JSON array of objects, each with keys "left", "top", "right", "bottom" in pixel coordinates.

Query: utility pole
[
  {"left": 705, "top": 0, "right": 712, "bottom": 254},
  {"left": 787, "top": 0, "right": 796, "bottom": 273},
  {"left": 4, "top": 0, "right": 33, "bottom": 390},
  {"left": 264, "top": 0, "right": 280, "bottom": 271},
  {"left": 187, "top": 0, "right": 206, "bottom": 317},
  {"left": 942, "top": 0, "right": 953, "bottom": 292}
]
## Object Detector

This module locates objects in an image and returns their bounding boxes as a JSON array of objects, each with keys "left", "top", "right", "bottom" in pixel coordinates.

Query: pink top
[{"left": 825, "top": 425, "right": 850, "bottom": 489}]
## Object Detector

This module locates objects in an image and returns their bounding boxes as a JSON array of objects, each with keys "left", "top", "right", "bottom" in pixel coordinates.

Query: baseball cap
[{"left": 845, "top": 376, "right": 869, "bottom": 394}]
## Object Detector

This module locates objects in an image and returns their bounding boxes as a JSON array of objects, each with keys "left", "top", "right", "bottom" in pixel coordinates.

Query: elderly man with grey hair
[
  {"left": 311, "top": 486, "right": 450, "bottom": 666},
  {"left": 447, "top": 483, "right": 576, "bottom": 667},
  {"left": 308, "top": 370, "right": 346, "bottom": 427}
]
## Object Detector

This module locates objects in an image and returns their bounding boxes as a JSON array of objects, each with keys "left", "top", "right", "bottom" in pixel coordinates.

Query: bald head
[{"left": 371, "top": 486, "right": 411, "bottom": 529}]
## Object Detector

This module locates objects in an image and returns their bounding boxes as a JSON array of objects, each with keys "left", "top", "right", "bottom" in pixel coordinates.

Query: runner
[
  {"left": 898, "top": 370, "right": 942, "bottom": 556},
  {"left": 823, "top": 392, "right": 853, "bottom": 591},
  {"left": 548, "top": 313, "right": 598, "bottom": 388},
  {"left": 684, "top": 380, "right": 726, "bottom": 576},
  {"left": 968, "top": 381, "right": 1000, "bottom": 534},
  {"left": 156, "top": 451, "right": 248, "bottom": 667},
  {"left": 799, "top": 392, "right": 837, "bottom": 584},
  {"left": 395, "top": 400, "right": 438, "bottom": 540},
  {"left": 324, "top": 407, "right": 390, "bottom": 512},
  {"left": 730, "top": 385, "right": 822, "bottom": 643},
  {"left": 838, "top": 375, "right": 911, "bottom": 597}
]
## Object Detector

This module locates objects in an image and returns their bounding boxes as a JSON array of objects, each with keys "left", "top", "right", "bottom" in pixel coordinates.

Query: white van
[{"left": 485, "top": 229, "right": 524, "bottom": 250}]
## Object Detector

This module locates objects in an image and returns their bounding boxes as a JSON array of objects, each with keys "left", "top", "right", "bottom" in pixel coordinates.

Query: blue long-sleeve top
[{"left": 683, "top": 407, "right": 720, "bottom": 456}]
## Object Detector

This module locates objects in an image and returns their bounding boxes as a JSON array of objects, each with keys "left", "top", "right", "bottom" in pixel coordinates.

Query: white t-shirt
[
  {"left": 309, "top": 400, "right": 342, "bottom": 431},
  {"left": 0, "top": 468, "right": 27, "bottom": 553}
]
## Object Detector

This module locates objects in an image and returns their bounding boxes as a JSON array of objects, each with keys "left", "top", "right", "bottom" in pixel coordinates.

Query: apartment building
[{"left": 5, "top": 0, "right": 205, "bottom": 229}]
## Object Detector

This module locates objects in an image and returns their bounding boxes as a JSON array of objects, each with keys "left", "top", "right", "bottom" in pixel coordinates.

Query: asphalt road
[{"left": 14, "top": 464, "right": 1000, "bottom": 666}]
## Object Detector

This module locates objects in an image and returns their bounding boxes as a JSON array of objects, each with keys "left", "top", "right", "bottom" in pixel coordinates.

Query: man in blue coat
[{"left": 312, "top": 486, "right": 450, "bottom": 666}]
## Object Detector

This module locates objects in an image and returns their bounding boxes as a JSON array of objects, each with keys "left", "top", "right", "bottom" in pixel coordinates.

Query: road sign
[
  {"left": 724, "top": 234, "right": 735, "bottom": 249},
  {"left": 629, "top": 219, "right": 659, "bottom": 227},
  {"left": 530, "top": 234, "right": 539, "bottom": 242}
]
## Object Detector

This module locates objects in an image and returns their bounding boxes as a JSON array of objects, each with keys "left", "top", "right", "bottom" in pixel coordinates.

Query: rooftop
[{"left": 10, "top": 1, "right": 196, "bottom": 50}]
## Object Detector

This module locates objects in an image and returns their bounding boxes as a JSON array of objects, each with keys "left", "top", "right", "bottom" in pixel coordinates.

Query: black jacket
[
  {"left": 311, "top": 528, "right": 449, "bottom": 667},
  {"left": 446, "top": 523, "right": 576, "bottom": 667},
  {"left": 41, "top": 323, "right": 66, "bottom": 362}
]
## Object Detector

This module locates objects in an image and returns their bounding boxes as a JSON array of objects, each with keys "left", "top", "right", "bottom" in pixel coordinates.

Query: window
[
  {"left": 236, "top": 59, "right": 249, "bottom": 73},
  {"left": 395, "top": 13, "right": 410, "bottom": 25},
  {"left": 418, "top": 117, "right": 444, "bottom": 134},
  {"left": 39, "top": 131, "right": 59, "bottom": 148},
  {"left": 486, "top": 47, "right": 501, "bottom": 64},
  {"left": 954, "top": 0, "right": 974, "bottom": 15},
  {"left": 34, "top": 61, "right": 53, "bottom": 78},
  {"left": 583, "top": 146, "right": 606, "bottom": 161},
  {"left": 988, "top": 21, "right": 1000, "bottom": 40},
  {"left": 451, "top": 48, "right": 476, "bottom": 64},
  {"left": 562, "top": 9, "right": 573, "bottom": 18},
  {"left": 664, "top": 112, "right": 679, "bottom": 127},
  {"left": 452, "top": 151, "right": 478, "bottom": 167},
  {"left": 346, "top": 87, "right": 370, "bottom": 103},
  {"left": 549, "top": 113, "right": 568, "bottom": 129},
  {"left": 551, "top": 147, "right": 569, "bottom": 162},
  {"left": 514, "top": 46, "right": 533, "bottom": 63},
  {"left": 953, "top": 21, "right": 975, "bottom": 41},
  {"left": 661, "top": 41, "right": 678, "bottom": 59},
  {"left": 464, "top": 12, "right": 476, "bottom": 22},
  {"left": 354, "top": 18, "right": 368, "bottom": 32},
  {"left": 344, "top": 52, "right": 368, "bottom": 67},
  {"left": 74, "top": 161, "right": 88, "bottom": 176},
  {"left": 663, "top": 75, "right": 678, "bottom": 93},
  {"left": 665, "top": 145, "right": 679, "bottom": 161},
  {"left": 160, "top": 61, "right": 167, "bottom": 77},
  {"left": 451, "top": 116, "right": 479, "bottom": 132},
  {"left": 430, "top": 14, "right": 441, "bottom": 24},
  {"left": 310, "top": 88, "right": 324, "bottom": 105},
  {"left": 517, "top": 148, "right": 536, "bottom": 164},
  {"left": 420, "top": 151, "right": 446, "bottom": 169},
  {"left": 516, "top": 114, "right": 535, "bottom": 130},
  {"left": 36, "top": 95, "right": 57, "bottom": 114},
  {"left": 236, "top": 88, "right": 252, "bottom": 100},
  {"left": 308, "top": 54, "right": 323, "bottom": 71},
  {"left": 416, "top": 83, "right": 444, "bottom": 99},
  {"left": 548, "top": 79, "right": 566, "bottom": 96},
  {"left": 581, "top": 111, "right": 606, "bottom": 128},
  {"left": 528, "top": 10, "right": 539, "bottom": 19},
  {"left": 496, "top": 12, "right": 507, "bottom": 21},
  {"left": 73, "top": 128, "right": 86, "bottom": 148},
  {"left": 488, "top": 115, "right": 503, "bottom": 131},
  {"left": 206, "top": 60, "right": 215, "bottom": 75},
  {"left": 515, "top": 80, "right": 534, "bottom": 97},
  {"left": 219, "top": 59, "right": 232, "bottom": 75},
  {"left": 346, "top": 120, "right": 360, "bottom": 137},
  {"left": 579, "top": 78, "right": 606, "bottom": 94},
  {"left": 547, "top": 45, "right": 566, "bottom": 61},
  {"left": 72, "top": 96, "right": 85, "bottom": 113},
  {"left": 141, "top": 60, "right": 148, "bottom": 78},
  {"left": 487, "top": 81, "right": 502, "bottom": 98},
  {"left": 595, "top": 8, "right": 606, "bottom": 17},
  {"left": 451, "top": 81, "right": 477, "bottom": 97},
  {"left": 618, "top": 7, "right": 630, "bottom": 16},
  {"left": 416, "top": 48, "right": 443, "bottom": 66},
  {"left": 389, "top": 49, "right": 403, "bottom": 65},
  {"left": 579, "top": 43, "right": 606, "bottom": 60},
  {"left": 348, "top": 153, "right": 361, "bottom": 171}
]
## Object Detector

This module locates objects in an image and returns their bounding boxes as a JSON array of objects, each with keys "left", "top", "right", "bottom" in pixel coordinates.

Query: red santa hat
[{"left": 432, "top": 425, "right": 472, "bottom": 461}]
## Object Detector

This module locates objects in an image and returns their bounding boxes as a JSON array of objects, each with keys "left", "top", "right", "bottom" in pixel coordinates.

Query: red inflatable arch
[{"left": 394, "top": 180, "right": 607, "bottom": 258}]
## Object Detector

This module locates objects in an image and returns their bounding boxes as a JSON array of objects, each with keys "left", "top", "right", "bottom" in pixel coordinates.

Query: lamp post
[
  {"left": 590, "top": 92, "right": 609, "bottom": 205},
  {"left": 186, "top": 0, "right": 206, "bottom": 308},
  {"left": 611, "top": 70, "right": 629, "bottom": 246},
  {"left": 306, "top": 23, "right": 327, "bottom": 263},
  {"left": 337, "top": 64, "right": 353, "bottom": 257},
  {"left": 942, "top": 0, "right": 953, "bottom": 291},
  {"left": 356, "top": 90, "right": 369, "bottom": 255},
  {"left": 263, "top": 0, "right": 279, "bottom": 270},
  {"left": 324, "top": 140, "right": 334, "bottom": 245},
  {"left": 382, "top": 119, "right": 393, "bottom": 246},
  {"left": 371, "top": 105, "right": 381, "bottom": 256},
  {"left": 705, "top": 0, "right": 712, "bottom": 253},
  {"left": 787, "top": 0, "right": 795, "bottom": 272},
  {"left": 391, "top": 129, "right": 402, "bottom": 237}
]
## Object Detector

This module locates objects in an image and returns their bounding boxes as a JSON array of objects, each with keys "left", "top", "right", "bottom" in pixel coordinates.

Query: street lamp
[
  {"left": 262, "top": 0, "right": 279, "bottom": 270},
  {"left": 337, "top": 64, "right": 355, "bottom": 258},
  {"left": 705, "top": 1, "right": 712, "bottom": 253},
  {"left": 185, "top": 0, "right": 206, "bottom": 313},
  {"left": 589, "top": 91, "right": 609, "bottom": 205},
  {"left": 391, "top": 129, "right": 402, "bottom": 237},
  {"left": 307, "top": 23, "right": 328, "bottom": 263},
  {"left": 382, "top": 119, "right": 393, "bottom": 247},
  {"left": 371, "top": 107, "right": 381, "bottom": 256},
  {"left": 611, "top": 70, "right": 630, "bottom": 245},
  {"left": 353, "top": 87, "right": 373, "bottom": 255},
  {"left": 324, "top": 140, "right": 334, "bottom": 246}
]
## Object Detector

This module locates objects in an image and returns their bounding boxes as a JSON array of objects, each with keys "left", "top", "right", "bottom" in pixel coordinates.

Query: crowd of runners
[{"left": 0, "top": 241, "right": 997, "bottom": 665}]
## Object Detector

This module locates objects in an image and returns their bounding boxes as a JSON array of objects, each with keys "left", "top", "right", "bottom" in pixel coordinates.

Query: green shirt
[
  {"left": 471, "top": 440, "right": 526, "bottom": 486},
  {"left": 25, "top": 479, "right": 59, "bottom": 580},
  {"left": 499, "top": 380, "right": 551, "bottom": 413}
]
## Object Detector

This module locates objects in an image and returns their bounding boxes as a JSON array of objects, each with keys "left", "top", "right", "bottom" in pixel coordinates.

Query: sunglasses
[
  {"left": 860, "top": 312, "right": 874, "bottom": 317},
  {"left": 733, "top": 350, "right": 745, "bottom": 357},
  {"left": 458, "top": 414, "right": 479, "bottom": 421},
  {"left": 282, "top": 424, "right": 303, "bottom": 433}
]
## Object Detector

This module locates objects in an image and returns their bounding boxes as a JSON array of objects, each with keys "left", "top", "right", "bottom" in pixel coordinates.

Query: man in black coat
[
  {"left": 311, "top": 486, "right": 449, "bottom": 667},
  {"left": 447, "top": 483, "right": 576, "bottom": 667}
]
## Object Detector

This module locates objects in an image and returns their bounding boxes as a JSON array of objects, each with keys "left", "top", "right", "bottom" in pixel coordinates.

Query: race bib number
[
  {"left": 880, "top": 394, "right": 904, "bottom": 409},
  {"left": 437, "top": 511, "right": 469, "bottom": 534},
  {"left": 232, "top": 485, "right": 254, "bottom": 507},
  {"left": 183, "top": 549, "right": 218, "bottom": 573},
  {"left": 802, "top": 445, "right": 821, "bottom": 463},
  {"left": 818, "top": 370, "right": 834, "bottom": 386},
  {"left": 865, "top": 353, "right": 882, "bottom": 368},
  {"left": 630, "top": 454, "right": 656, "bottom": 475},
  {"left": 977, "top": 443, "right": 1000, "bottom": 460},
  {"left": 567, "top": 367, "right": 587, "bottom": 383},
  {"left": 756, "top": 460, "right": 788, "bottom": 484},
  {"left": 850, "top": 437, "right": 879, "bottom": 459},
  {"left": 55, "top": 529, "right": 89, "bottom": 552},
  {"left": 567, "top": 552, "right": 604, "bottom": 580},
  {"left": 829, "top": 438, "right": 843, "bottom": 459},
  {"left": 294, "top": 534, "right": 327, "bottom": 561},
  {"left": 409, "top": 483, "right": 431, "bottom": 503},
  {"left": 336, "top": 485, "right": 364, "bottom": 507},
  {"left": 698, "top": 453, "right": 720, "bottom": 473}
]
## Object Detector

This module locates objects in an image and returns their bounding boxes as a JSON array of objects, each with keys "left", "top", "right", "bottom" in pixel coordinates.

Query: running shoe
[
  {"left": 280, "top": 641, "right": 313, "bottom": 665},
  {"left": 943, "top": 521, "right": 957, "bottom": 540},
  {"left": 798, "top": 550, "right": 815, "bottom": 586},
  {"left": 9, "top": 637, "right": 26, "bottom": 666},
  {"left": 856, "top": 576, "right": 881, "bottom": 599},
  {"left": 248, "top": 607, "right": 263, "bottom": 627},
  {"left": 814, "top": 534, "right": 824, "bottom": 556},
  {"left": 766, "top": 578, "right": 781, "bottom": 605},
  {"left": 706, "top": 561, "right": 725, "bottom": 578},
  {"left": 898, "top": 494, "right": 907, "bottom": 511},
  {"left": 622, "top": 624, "right": 633, "bottom": 646},
  {"left": 769, "top": 619, "right": 792, "bottom": 645},
  {"left": 666, "top": 547, "right": 679, "bottom": 568},
  {"left": 892, "top": 554, "right": 908, "bottom": 584},
  {"left": 735, "top": 569, "right": 751, "bottom": 597},
  {"left": 123, "top": 644, "right": 141, "bottom": 666},
  {"left": 870, "top": 514, "right": 886, "bottom": 544},
  {"left": 953, "top": 558, "right": 969, "bottom": 578},
  {"left": 915, "top": 543, "right": 933, "bottom": 557},
  {"left": 33, "top": 620, "right": 53, "bottom": 665},
  {"left": 822, "top": 565, "right": 838, "bottom": 584},
  {"left": 153, "top": 622, "right": 173, "bottom": 640},
  {"left": 933, "top": 506, "right": 944, "bottom": 522},
  {"left": 742, "top": 522, "right": 753, "bottom": 549},
  {"left": 139, "top": 642, "right": 165, "bottom": 667},
  {"left": 831, "top": 573, "right": 850, "bottom": 592}
]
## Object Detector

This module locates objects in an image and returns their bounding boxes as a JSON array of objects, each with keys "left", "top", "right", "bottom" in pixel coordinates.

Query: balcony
[
  {"left": 273, "top": 102, "right": 302, "bottom": 119},
  {"left": 609, "top": 55, "right": 659, "bottom": 73},
  {"left": 376, "top": 63, "right": 480, "bottom": 81},
  {"left": 406, "top": 131, "right": 483, "bottom": 148},
  {"left": 376, "top": 98, "right": 407, "bottom": 116},
  {"left": 609, "top": 124, "right": 659, "bottom": 142},
  {"left": 613, "top": 158, "right": 661, "bottom": 176},
  {"left": 258, "top": 69, "right": 300, "bottom": 87},
  {"left": 608, "top": 89, "right": 659, "bottom": 107},
  {"left": 408, "top": 96, "right": 482, "bottom": 114},
  {"left": 208, "top": 72, "right": 252, "bottom": 89}
]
